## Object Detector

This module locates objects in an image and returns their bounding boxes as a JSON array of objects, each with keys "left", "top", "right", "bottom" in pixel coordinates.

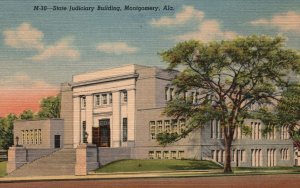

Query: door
[
  {"left": 54, "top": 135, "right": 60, "bottom": 148},
  {"left": 92, "top": 127, "right": 100, "bottom": 146},
  {"left": 99, "top": 119, "right": 110, "bottom": 147}
]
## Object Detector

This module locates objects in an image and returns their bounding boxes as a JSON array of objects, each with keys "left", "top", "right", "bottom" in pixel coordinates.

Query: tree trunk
[{"left": 224, "top": 135, "right": 233, "bottom": 173}]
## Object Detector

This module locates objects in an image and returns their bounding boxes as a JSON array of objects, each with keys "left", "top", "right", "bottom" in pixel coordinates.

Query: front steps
[{"left": 7, "top": 149, "right": 76, "bottom": 177}]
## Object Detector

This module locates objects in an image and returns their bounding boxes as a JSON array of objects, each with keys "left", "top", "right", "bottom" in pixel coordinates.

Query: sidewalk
[
  {"left": 0, "top": 169, "right": 223, "bottom": 182},
  {"left": 0, "top": 169, "right": 298, "bottom": 183}
]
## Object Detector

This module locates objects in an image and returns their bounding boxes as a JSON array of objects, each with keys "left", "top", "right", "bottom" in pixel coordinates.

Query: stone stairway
[{"left": 7, "top": 149, "right": 76, "bottom": 177}]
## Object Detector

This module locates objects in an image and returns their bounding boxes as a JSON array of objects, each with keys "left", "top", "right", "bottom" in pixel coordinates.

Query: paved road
[{"left": 1, "top": 174, "right": 300, "bottom": 188}]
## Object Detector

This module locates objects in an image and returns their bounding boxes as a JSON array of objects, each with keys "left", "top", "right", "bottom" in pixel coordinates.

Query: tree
[
  {"left": 37, "top": 95, "right": 61, "bottom": 118},
  {"left": 0, "top": 113, "right": 17, "bottom": 149},
  {"left": 158, "top": 35, "right": 300, "bottom": 173},
  {"left": 257, "top": 84, "right": 300, "bottom": 149},
  {"left": 19, "top": 109, "right": 35, "bottom": 120}
]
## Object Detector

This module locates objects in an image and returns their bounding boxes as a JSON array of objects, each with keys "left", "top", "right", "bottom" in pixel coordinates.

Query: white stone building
[{"left": 15, "top": 64, "right": 295, "bottom": 167}]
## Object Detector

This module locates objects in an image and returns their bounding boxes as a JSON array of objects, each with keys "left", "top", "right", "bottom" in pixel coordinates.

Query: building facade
[
  {"left": 58, "top": 64, "right": 294, "bottom": 167},
  {"left": 14, "top": 119, "right": 64, "bottom": 149}
]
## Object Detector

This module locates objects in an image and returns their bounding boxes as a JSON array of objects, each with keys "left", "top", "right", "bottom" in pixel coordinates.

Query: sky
[{"left": 0, "top": 0, "right": 300, "bottom": 117}]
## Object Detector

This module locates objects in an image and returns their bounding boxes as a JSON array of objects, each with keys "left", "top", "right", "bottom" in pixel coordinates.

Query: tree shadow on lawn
[{"left": 168, "top": 160, "right": 222, "bottom": 171}]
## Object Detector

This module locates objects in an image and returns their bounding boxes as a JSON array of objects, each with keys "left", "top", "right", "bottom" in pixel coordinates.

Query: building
[
  {"left": 14, "top": 119, "right": 63, "bottom": 149},
  {"left": 14, "top": 64, "right": 295, "bottom": 167}
]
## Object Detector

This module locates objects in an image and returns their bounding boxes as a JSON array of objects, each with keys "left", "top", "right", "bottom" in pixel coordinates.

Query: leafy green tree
[
  {"left": 256, "top": 85, "right": 300, "bottom": 149},
  {"left": 0, "top": 113, "right": 17, "bottom": 149},
  {"left": 19, "top": 109, "right": 35, "bottom": 120},
  {"left": 37, "top": 95, "right": 61, "bottom": 118},
  {"left": 158, "top": 35, "right": 300, "bottom": 173}
]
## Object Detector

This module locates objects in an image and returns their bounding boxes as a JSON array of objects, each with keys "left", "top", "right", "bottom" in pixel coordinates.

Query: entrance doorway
[
  {"left": 92, "top": 119, "right": 110, "bottom": 147},
  {"left": 54, "top": 135, "right": 60, "bottom": 148}
]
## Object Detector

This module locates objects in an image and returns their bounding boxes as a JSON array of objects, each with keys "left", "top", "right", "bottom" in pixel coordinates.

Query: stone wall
[{"left": 98, "top": 147, "right": 132, "bottom": 166}]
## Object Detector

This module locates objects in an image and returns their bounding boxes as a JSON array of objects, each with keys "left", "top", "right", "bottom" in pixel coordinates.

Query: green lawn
[
  {"left": 0, "top": 161, "right": 7, "bottom": 177},
  {"left": 95, "top": 159, "right": 222, "bottom": 173}
]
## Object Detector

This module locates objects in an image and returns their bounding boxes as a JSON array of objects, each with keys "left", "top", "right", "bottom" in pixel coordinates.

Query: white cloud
[
  {"left": 3, "top": 22, "right": 80, "bottom": 61},
  {"left": 3, "top": 23, "right": 44, "bottom": 51},
  {"left": 175, "top": 20, "right": 237, "bottom": 42},
  {"left": 250, "top": 11, "right": 300, "bottom": 33},
  {"left": 150, "top": 5, "right": 204, "bottom": 26},
  {"left": 96, "top": 42, "right": 138, "bottom": 55},
  {"left": 0, "top": 72, "right": 57, "bottom": 90},
  {"left": 31, "top": 38, "right": 80, "bottom": 61}
]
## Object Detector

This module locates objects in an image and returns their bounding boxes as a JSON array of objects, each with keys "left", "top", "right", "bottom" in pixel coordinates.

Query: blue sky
[{"left": 0, "top": 0, "right": 300, "bottom": 115}]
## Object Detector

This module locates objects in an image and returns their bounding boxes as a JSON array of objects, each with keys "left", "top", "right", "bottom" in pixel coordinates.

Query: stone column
[
  {"left": 86, "top": 95, "right": 93, "bottom": 144},
  {"left": 75, "top": 144, "right": 99, "bottom": 176},
  {"left": 127, "top": 89, "right": 135, "bottom": 146},
  {"left": 7, "top": 146, "right": 27, "bottom": 174},
  {"left": 73, "top": 97, "right": 81, "bottom": 148},
  {"left": 112, "top": 91, "right": 121, "bottom": 147}
]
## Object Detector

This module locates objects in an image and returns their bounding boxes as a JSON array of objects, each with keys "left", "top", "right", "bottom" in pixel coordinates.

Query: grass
[
  {"left": 95, "top": 159, "right": 222, "bottom": 173},
  {"left": 234, "top": 166, "right": 300, "bottom": 172},
  {"left": 0, "top": 161, "right": 7, "bottom": 177}
]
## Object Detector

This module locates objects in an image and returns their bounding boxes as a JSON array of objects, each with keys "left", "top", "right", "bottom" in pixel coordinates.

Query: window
[
  {"left": 157, "top": 121, "right": 163, "bottom": 134},
  {"left": 171, "top": 151, "right": 176, "bottom": 159},
  {"left": 251, "top": 122, "right": 261, "bottom": 140},
  {"left": 82, "top": 121, "right": 87, "bottom": 143},
  {"left": 30, "top": 130, "right": 33, "bottom": 144},
  {"left": 109, "top": 93, "right": 113, "bottom": 104},
  {"left": 101, "top": 93, "right": 108, "bottom": 105},
  {"left": 150, "top": 121, "right": 156, "bottom": 139},
  {"left": 121, "top": 90, "right": 127, "bottom": 102},
  {"left": 164, "top": 120, "right": 171, "bottom": 133},
  {"left": 171, "top": 120, "right": 178, "bottom": 133},
  {"left": 38, "top": 129, "right": 42, "bottom": 144},
  {"left": 179, "top": 119, "right": 186, "bottom": 133},
  {"left": 26, "top": 130, "right": 29, "bottom": 144},
  {"left": 95, "top": 95, "right": 100, "bottom": 106},
  {"left": 149, "top": 151, "right": 154, "bottom": 159},
  {"left": 34, "top": 129, "right": 38, "bottom": 144},
  {"left": 81, "top": 96, "right": 86, "bottom": 108},
  {"left": 267, "top": 149, "right": 276, "bottom": 167},
  {"left": 122, "top": 118, "right": 128, "bottom": 142},
  {"left": 170, "top": 88, "right": 174, "bottom": 101},
  {"left": 165, "top": 87, "right": 168, "bottom": 101},
  {"left": 281, "top": 149, "right": 289, "bottom": 160},
  {"left": 22, "top": 130, "right": 25, "bottom": 145},
  {"left": 163, "top": 151, "right": 169, "bottom": 159},
  {"left": 178, "top": 151, "right": 184, "bottom": 159},
  {"left": 156, "top": 151, "right": 162, "bottom": 159},
  {"left": 281, "top": 125, "right": 289, "bottom": 140},
  {"left": 252, "top": 149, "right": 262, "bottom": 167}
]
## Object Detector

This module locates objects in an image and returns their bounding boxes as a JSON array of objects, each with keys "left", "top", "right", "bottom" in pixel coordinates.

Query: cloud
[
  {"left": 175, "top": 20, "right": 237, "bottom": 42},
  {"left": 150, "top": 5, "right": 204, "bottom": 26},
  {"left": 0, "top": 72, "right": 57, "bottom": 90},
  {"left": 3, "top": 23, "right": 44, "bottom": 51},
  {"left": 96, "top": 42, "right": 138, "bottom": 55},
  {"left": 250, "top": 11, "right": 300, "bottom": 33},
  {"left": 3, "top": 23, "right": 80, "bottom": 61},
  {"left": 31, "top": 38, "right": 80, "bottom": 61}
]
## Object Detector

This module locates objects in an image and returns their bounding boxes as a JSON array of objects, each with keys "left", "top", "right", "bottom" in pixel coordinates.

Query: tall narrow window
[
  {"left": 170, "top": 88, "right": 174, "bottom": 101},
  {"left": 150, "top": 121, "right": 156, "bottom": 139},
  {"left": 82, "top": 121, "right": 87, "bottom": 143},
  {"left": 22, "top": 130, "right": 25, "bottom": 145},
  {"left": 95, "top": 95, "right": 100, "bottom": 106},
  {"left": 122, "top": 90, "right": 128, "bottom": 102},
  {"left": 81, "top": 96, "right": 86, "bottom": 108},
  {"left": 109, "top": 93, "right": 113, "bottom": 104},
  {"left": 122, "top": 118, "right": 128, "bottom": 142},
  {"left": 165, "top": 87, "right": 168, "bottom": 101},
  {"left": 164, "top": 120, "right": 171, "bottom": 133},
  {"left": 157, "top": 121, "right": 163, "bottom": 134},
  {"left": 38, "top": 129, "right": 42, "bottom": 144},
  {"left": 101, "top": 93, "right": 108, "bottom": 105}
]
